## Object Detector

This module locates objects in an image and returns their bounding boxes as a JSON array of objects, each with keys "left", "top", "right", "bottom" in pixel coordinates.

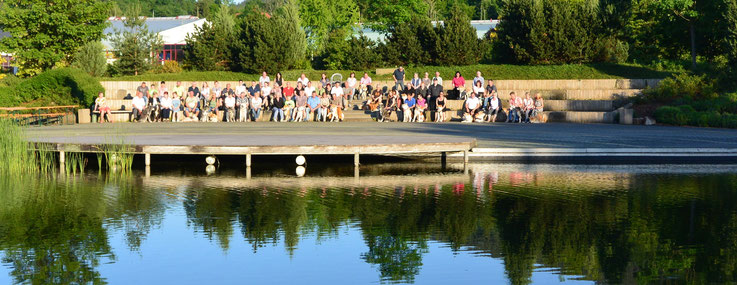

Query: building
[
  {"left": 102, "top": 16, "right": 207, "bottom": 64},
  {"left": 357, "top": 20, "right": 500, "bottom": 42},
  {"left": 0, "top": 30, "right": 16, "bottom": 73}
]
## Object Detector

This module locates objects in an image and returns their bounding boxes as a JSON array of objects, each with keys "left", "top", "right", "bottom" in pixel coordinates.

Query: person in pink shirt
[
  {"left": 451, "top": 71, "right": 465, "bottom": 99},
  {"left": 414, "top": 95, "right": 427, "bottom": 122},
  {"left": 360, "top": 72, "right": 373, "bottom": 95}
]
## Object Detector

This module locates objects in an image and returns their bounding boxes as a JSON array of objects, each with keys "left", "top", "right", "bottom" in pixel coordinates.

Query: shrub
[
  {"left": 655, "top": 105, "right": 737, "bottom": 128},
  {"left": 152, "top": 60, "right": 183, "bottom": 74},
  {"left": 0, "top": 68, "right": 103, "bottom": 107},
  {"left": 72, "top": 41, "right": 107, "bottom": 77},
  {"left": 642, "top": 73, "right": 718, "bottom": 103}
]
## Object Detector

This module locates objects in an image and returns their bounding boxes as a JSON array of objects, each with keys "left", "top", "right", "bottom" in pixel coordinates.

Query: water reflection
[{"left": 1, "top": 164, "right": 737, "bottom": 284}]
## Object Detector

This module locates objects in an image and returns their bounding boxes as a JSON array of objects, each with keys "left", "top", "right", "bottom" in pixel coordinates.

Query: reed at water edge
[{"left": 0, "top": 119, "right": 56, "bottom": 175}]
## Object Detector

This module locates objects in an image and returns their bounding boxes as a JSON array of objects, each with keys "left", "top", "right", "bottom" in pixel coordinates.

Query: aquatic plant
[
  {"left": 0, "top": 119, "right": 56, "bottom": 175},
  {"left": 97, "top": 138, "right": 134, "bottom": 173}
]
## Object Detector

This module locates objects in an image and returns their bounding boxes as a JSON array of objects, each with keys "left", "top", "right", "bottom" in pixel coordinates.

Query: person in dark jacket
[{"left": 271, "top": 92, "right": 286, "bottom": 122}]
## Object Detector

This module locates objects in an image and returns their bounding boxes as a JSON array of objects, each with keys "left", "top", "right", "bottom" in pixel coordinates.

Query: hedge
[
  {"left": 0, "top": 68, "right": 103, "bottom": 107},
  {"left": 108, "top": 63, "right": 673, "bottom": 82},
  {"left": 654, "top": 105, "right": 737, "bottom": 129}
]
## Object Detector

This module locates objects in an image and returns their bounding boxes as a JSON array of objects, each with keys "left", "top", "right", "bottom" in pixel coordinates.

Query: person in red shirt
[
  {"left": 451, "top": 71, "right": 465, "bottom": 99},
  {"left": 283, "top": 82, "right": 295, "bottom": 98}
]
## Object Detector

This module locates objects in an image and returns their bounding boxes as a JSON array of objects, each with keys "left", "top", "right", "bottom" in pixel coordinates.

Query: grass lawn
[{"left": 107, "top": 63, "right": 677, "bottom": 82}]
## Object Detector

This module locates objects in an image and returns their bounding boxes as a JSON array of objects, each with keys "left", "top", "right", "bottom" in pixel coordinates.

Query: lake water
[{"left": 2, "top": 162, "right": 737, "bottom": 284}]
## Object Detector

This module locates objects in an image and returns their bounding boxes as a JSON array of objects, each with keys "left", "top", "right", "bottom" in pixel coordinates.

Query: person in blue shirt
[
  {"left": 403, "top": 93, "right": 417, "bottom": 122},
  {"left": 307, "top": 91, "right": 321, "bottom": 121}
]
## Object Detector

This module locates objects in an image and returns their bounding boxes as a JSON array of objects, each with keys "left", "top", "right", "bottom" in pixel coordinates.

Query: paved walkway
[{"left": 25, "top": 122, "right": 737, "bottom": 149}]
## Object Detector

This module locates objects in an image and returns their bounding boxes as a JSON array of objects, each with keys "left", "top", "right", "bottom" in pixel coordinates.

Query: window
[{"left": 158, "top": 44, "right": 185, "bottom": 62}]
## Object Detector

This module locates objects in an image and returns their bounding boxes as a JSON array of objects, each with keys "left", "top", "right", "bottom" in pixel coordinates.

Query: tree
[
  {"left": 299, "top": 0, "right": 359, "bottom": 57},
  {"left": 382, "top": 16, "right": 438, "bottom": 66},
  {"left": 183, "top": 4, "right": 236, "bottom": 70},
  {"left": 232, "top": 1, "right": 306, "bottom": 73},
  {"left": 109, "top": 5, "right": 164, "bottom": 75},
  {"left": 319, "top": 33, "right": 381, "bottom": 70},
  {"left": 725, "top": 0, "right": 737, "bottom": 85},
  {"left": 364, "top": 0, "right": 428, "bottom": 32},
  {"left": 436, "top": 4, "right": 481, "bottom": 65},
  {"left": 72, "top": 42, "right": 108, "bottom": 77},
  {"left": 655, "top": 0, "right": 698, "bottom": 68},
  {"left": 0, "top": 0, "right": 109, "bottom": 76}
]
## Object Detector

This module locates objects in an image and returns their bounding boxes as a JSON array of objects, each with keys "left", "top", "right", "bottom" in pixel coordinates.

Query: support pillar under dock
[
  {"left": 145, "top": 153, "right": 151, "bottom": 166},
  {"left": 354, "top": 153, "right": 360, "bottom": 166},
  {"left": 246, "top": 153, "right": 252, "bottom": 167}
]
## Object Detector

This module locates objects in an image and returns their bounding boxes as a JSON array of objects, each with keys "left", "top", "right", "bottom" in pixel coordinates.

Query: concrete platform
[{"left": 24, "top": 122, "right": 737, "bottom": 162}]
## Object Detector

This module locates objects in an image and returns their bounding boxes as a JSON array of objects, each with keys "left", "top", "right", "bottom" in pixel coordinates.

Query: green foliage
[
  {"left": 110, "top": 0, "right": 199, "bottom": 17},
  {"left": 183, "top": 4, "right": 236, "bottom": 71},
  {"left": 107, "top": 63, "right": 674, "bottom": 81},
  {"left": 436, "top": 4, "right": 482, "bottom": 65},
  {"left": 642, "top": 73, "right": 717, "bottom": 103},
  {"left": 0, "top": 68, "right": 104, "bottom": 107},
  {"left": 364, "top": 0, "right": 428, "bottom": 32},
  {"left": 497, "top": 0, "right": 611, "bottom": 64},
  {"left": 655, "top": 105, "right": 737, "bottom": 128},
  {"left": 232, "top": 2, "right": 306, "bottom": 73},
  {"left": 381, "top": 16, "right": 438, "bottom": 66},
  {"left": 72, "top": 42, "right": 108, "bottom": 77},
  {"left": 725, "top": 0, "right": 737, "bottom": 87},
  {"left": 299, "top": 0, "right": 360, "bottom": 55},
  {"left": 0, "top": 0, "right": 110, "bottom": 76},
  {"left": 109, "top": 5, "right": 164, "bottom": 76},
  {"left": 152, "top": 60, "right": 183, "bottom": 74},
  {"left": 318, "top": 33, "right": 382, "bottom": 70}
]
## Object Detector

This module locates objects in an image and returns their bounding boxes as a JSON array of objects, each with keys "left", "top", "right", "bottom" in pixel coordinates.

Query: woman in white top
[
  {"left": 473, "top": 80, "right": 485, "bottom": 95},
  {"left": 523, "top": 92, "right": 534, "bottom": 123},
  {"left": 345, "top": 72, "right": 357, "bottom": 100},
  {"left": 201, "top": 82, "right": 211, "bottom": 99}
]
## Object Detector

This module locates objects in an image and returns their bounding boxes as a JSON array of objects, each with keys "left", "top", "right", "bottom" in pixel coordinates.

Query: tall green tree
[
  {"left": 725, "top": 0, "right": 737, "bottom": 85},
  {"left": 0, "top": 0, "right": 109, "bottom": 76},
  {"left": 183, "top": 4, "right": 236, "bottom": 70},
  {"left": 72, "top": 42, "right": 108, "bottom": 77},
  {"left": 655, "top": 0, "right": 698, "bottom": 68},
  {"left": 382, "top": 16, "right": 439, "bottom": 66},
  {"left": 364, "top": 0, "right": 428, "bottom": 32},
  {"left": 109, "top": 5, "right": 164, "bottom": 75},
  {"left": 299, "top": 0, "right": 359, "bottom": 57},
  {"left": 436, "top": 4, "right": 482, "bottom": 65},
  {"left": 232, "top": 0, "right": 306, "bottom": 73},
  {"left": 110, "top": 0, "right": 199, "bottom": 17}
]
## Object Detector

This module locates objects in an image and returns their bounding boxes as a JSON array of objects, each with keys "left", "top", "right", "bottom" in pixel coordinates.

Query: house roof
[{"left": 103, "top": 16, "right": 203, "bottom": 35}]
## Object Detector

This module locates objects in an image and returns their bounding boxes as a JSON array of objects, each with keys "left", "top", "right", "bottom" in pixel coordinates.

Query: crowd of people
[{"left": 92, "top": 68, "right": 545, "bottom": 123}]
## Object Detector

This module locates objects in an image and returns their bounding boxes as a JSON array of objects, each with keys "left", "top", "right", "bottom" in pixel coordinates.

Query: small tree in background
[
  {"left": 725, "top": 0, "right": 737, "bottom": 87},
  {"left": 183, "top": 4, "right": 235, "bottom": 71},
  {"left": 232, "top": 1, "right": 306, "bottom": 73},
  {"left": 109, "top": 5, "right": 163, "bottom": 75},
  {"left": 72, "top": 42, "right": 108, "bottom": 77},
  {"left": 436, "top": 4, "right": 482, "bottom": 65}
]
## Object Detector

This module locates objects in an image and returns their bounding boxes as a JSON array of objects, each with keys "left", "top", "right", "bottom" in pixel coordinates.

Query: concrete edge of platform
[{"left": 441, "top": 147, "right": 737, "bottom": 163}]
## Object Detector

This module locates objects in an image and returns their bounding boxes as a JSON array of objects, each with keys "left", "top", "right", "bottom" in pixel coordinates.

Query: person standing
[
  {"left": 393, "top": 66, "right": 406, "bottom": 92},
  {"left": 432, "top": 71, "right": 443, "bottom": 86}
]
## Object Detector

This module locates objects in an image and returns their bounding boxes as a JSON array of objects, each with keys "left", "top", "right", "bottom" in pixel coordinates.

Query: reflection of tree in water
[
  {"left": 104, "top": 175, "right": 166, "bottom": 251},
  {"left": 0, "top": 176, "right": 113, "bottom": 284},
  {"left": 361, "top": 232, "right": 428, "bottom": 283}
]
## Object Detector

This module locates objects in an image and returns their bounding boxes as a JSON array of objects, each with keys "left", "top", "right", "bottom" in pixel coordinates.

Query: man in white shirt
[
  {"left": 297, "top": 73, "right": 309, "bottom": 86},
  {"left": 432, "top": 71, "right": 443, "bottom": 87},
  {"left": 250, "top": 92, "right": 263, "bottom": 121},
  {"left": 131, "top": 91, "right": 147, "bottom": 122},
  {"left": 330, "top": 82, "right": 344, "bottom": 98},
  {"left": 224, "top": 93, "right": 237, "bottom": 122},
  {"left": 261, "top": 82, "right": 273, "bottom": 100},
  {"left": 235, "top": 80, "right": 247, "bottom": 96},
  {"left": 259, "top": 71, "right": 270, "bottom": 87},
  {"left": 464, "top": 92, "right": 481, "bottom": 118},
  {"left": 304, "top": 81, "right": 315, "bottom": 99}
]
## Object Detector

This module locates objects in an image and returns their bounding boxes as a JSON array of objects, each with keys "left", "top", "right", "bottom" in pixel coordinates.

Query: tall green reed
[{"left": 0, "top": 119, "right": 56, "bottom": 175}]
